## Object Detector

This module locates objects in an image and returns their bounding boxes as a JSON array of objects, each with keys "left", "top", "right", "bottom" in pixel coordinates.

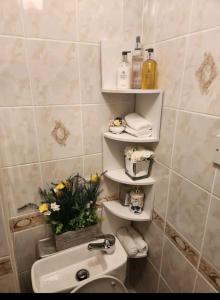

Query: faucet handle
[{"left": 92, "top": 234, "right": 115, "bottom": 246}]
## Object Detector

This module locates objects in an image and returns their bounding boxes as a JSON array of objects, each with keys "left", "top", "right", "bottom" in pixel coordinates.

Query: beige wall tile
[
  {"left": 158, "top": 276, "right": 172, "bottom": 293},
  {"left": 167, "top": 173, "right": 209, "bottom": 251},
  {"left": 0, "top": 37, "right": 31, "bottom": 107},
  {"left": 0, "top": 164, "right": 42, "bottom": 218},
  {"left": 28, "top": 40, "right": 80, "bottom": 106},
  {"left": 191, "top": 0, "right": 220, "bottom": 33},
  {"left": 161, "top": 237, "right": 197, "bottom": 293},
  {"left": 0, "top": 200, "right": 9, "bottom": 257},
  {"left": 36, "top": 106, "right": 83, "bottom": 161},
  {"left": 22, "top": 0, "right": 77, "bottom": 40},
  {"left": 84, "top": 154, "right": 102, "bottom": 179},
  {"left": 142, "top": 0, "right": 158, "bottom": 45},
  {"left": 0, "top": 108, "right": 38, "bottom": 167},
  {"left": 202, "top": 196, "right": 220, "bottom": 272},
  {"left": 14, "top": 225, "right": 52, "bottom": 273},
  {"left": 19, "top": 270, "right": 33, "bottom": 293},
  {"left": 151, "top": 162, "right": 169, "bottom": 219},
  {"left": 155, "top": 0, "right": 192, "bottom": 42},
  {"left": 180, "top": 29, "right": 220, "bottom": 116},
  {"left": 0, "top": 0, "right": 23, "bottom": 36},
  {"left": 195, "top": 273, "right": 217, "bottom": 293},
  {"left": 123, "top": 0, "right": 143, "bottom": 42},
  {"left": 41, "top": 157, "right": 83, "bottom": 187},
  {"left": 78, "top": 0, "right": 123, "bottom": 43},
  {"left": 0, "top": 274, "right": 17, "bottom": 293},
  {"left": 155, "top": 108, "right": 177, "bottom": 167},
  {"left": 213, "top": 168, "right": 220, "bottom": 198},
  {"left": 155, "top": 38, "right": 186, "bottom": 108},
  {"left": 173, "top": 112, "right": 220, "bottom": 191}
]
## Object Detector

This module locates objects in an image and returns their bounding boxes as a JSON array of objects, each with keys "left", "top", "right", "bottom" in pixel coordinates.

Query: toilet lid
[{"left": 71, "top": 275, "right": 128, "bottom": 293}]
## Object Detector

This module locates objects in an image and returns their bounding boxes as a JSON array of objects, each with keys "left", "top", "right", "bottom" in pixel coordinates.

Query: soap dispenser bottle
[
  {"left": 131, "top": 36, "right": 143, "bottom": 89},
  {"left": 141, "top": 48, "right": 157, "bottom": 89},
  {"left": 117, "top": 51, "right": 132, "bottom": 89}
]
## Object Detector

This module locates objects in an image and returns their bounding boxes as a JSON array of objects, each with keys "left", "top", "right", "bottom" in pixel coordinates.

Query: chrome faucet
[{"left": 88, "top": 234, "right": 116, "bottom": 255}]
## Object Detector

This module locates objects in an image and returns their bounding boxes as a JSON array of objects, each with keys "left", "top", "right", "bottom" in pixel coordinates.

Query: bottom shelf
[{"left": 103, "top": 201, "right": 151, "bottom": 221}]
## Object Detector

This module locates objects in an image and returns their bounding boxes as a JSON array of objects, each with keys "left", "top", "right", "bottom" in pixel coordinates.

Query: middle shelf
[
  {"left": 105, "top": 169, "right": 155, "bottom": 186},
  {"left": 104, "top": 132, "right": 159, "bottom": 143}
]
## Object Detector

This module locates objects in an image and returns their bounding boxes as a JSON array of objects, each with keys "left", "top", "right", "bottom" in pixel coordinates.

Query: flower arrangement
[
  {"left": 124, "top": 146, "right": 154, "bottom": 163},
  {"left": 109, "top": 117, "right": 126, "bottom": 128},
  {"left": 38, "top": 173, "right": 103, "bottom": 235}
]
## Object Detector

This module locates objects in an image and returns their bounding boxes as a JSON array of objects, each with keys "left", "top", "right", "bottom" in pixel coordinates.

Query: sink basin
[{"left": 31, "top": 236, "right": 127, "bottom": 293}]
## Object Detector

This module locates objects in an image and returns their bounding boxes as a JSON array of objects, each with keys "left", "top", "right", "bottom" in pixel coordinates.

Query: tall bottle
[
  {"left": 141, "top": 48, "right": 157, "bottom": 89},
  {"left": 117, "top": 51, "right": 132, "bottom": 89},
  {"left": 131, "top": 36, "right": 143, "bottom": 89}
]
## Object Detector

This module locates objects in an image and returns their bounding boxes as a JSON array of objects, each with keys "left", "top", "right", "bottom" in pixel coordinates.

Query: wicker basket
[{"left": 54, "top": 224, "right": 101, "bottom": 251}]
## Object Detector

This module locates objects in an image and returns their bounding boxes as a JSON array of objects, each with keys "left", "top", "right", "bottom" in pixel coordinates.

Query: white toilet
[{"left": 71, "top": 275, "right": 128, "bottom": 293}]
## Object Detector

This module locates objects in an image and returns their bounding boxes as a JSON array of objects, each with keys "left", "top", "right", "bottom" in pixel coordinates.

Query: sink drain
[{"left": 75, "top": 269, "right": 90, "bottom": 282}]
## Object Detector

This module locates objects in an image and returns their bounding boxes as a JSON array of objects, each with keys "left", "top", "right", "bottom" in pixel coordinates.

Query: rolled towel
[
  {"left": 125, "top": 113, "right": 152, "bottom": 131},
  {"left": 125, "top": 126, "right": 152, "bottom": 138},
  {"left": 116, "top": 227, "right": 138, "bottom": 257},
  {"left": 127, "top": 226, "right": 148, "bottom": 254}
]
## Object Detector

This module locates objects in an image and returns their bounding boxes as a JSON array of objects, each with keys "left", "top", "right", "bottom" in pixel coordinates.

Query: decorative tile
[
  {"left": 161, "top": 237, "right": 197, "bottom": 293},
  {"left": 142, "top": 0, "right": 158, "bottom": 45},
  {"left": 78, "top": 0, "right": 123, "bottom": 43},
  {"left": 195, "top": 273, "right": 217, "bottom": 293},
  {"left": 155, "top": 108, "right": 177, "bottom": 168},
  {"left": 155, "top": 0, "right": 192, "bottom": 42},
  {"left": 167, "top": 172, "right": 209, "bottom": 251},
  {"left": 0, "top": 108, "right": 38, "bottom": 167},
  {"left": 36, "top": 106, "right": 83, "bottom": 161},
  {"left": 180, "top": 29, "right": 220, "bottom": 116},
  {"left": 155, "top": 38, "right": 186, "bottom": 108},
  {"left": 199, "top": 257, "right": 220, "bottom": 292},
  {"left": 191, "top": 0, "right": 220, "bottom": 33},
  {"left": 0, "top": 37, "right": 31, "bottom": 107},
  {"left": 152, "top": 210, "right": 165, "bottom": 231},
  {"left": 0, "top": 273, "right": 17, "bottom": 293},
  {"left": 202, "top": 197, "right": 220, "bottom": 272},
  {"left": 165, "top": 222, "right": 199, "bottom": 268},
  {"left": 9, "top": 212, "right": 44, "bottom": 233},
  {"left": 0, "top": 164, "right": 42, "bottom": 218},
  {"left": 0, "top": 200, "right": 9, "bottom": 257},
  {"left": 0, "top": 257, "right": 12, "bottom": 276},
  {"left": 173, "top": 111, "right": 220, "bottom": 191},
  {"left": 0, "top": 0, "right": 23, "bottom": 36},
  {"left": 51, "top": 120, "right": 70, "bottom": 146},
  {"left": 41, "top": 157, "right": 83, "bottom": 188},
  {"left": 123, "top": 0, "right": 143, "bottom": 41},
  {"left": 22, "top": 0, "right": 77, "bottom": 40},
  {"left": 27, "top": 40, "right": 80, "bottom": 106}
]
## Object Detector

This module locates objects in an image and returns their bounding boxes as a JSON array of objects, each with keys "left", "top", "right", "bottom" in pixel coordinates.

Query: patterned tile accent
[
  {"left": 199, "top": 257, "right": 220, "bottom": 292},
  {"left": 152, "top": 210, "right": 165, "bottom": 231},
  {"left": 9, "top": 212, "right": 44, "bottom": 233},
  {"left": 165, "top": 222, "right": 199, "bottom": 268},
  {"left": 0, "top": 257, "right": 12, "bottom": 276},
  {"left": 51, "top": 120, "right": 70, "bottom": 146}
]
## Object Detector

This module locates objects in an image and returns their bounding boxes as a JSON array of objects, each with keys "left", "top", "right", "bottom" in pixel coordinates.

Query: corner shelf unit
[{"left": 100, "top": 40, "right": 163, "bottom": 236}]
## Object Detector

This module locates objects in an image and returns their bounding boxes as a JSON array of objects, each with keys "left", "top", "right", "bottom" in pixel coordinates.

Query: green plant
[{"left": 38, "top": 173, "right": 103, "bottom": 235}]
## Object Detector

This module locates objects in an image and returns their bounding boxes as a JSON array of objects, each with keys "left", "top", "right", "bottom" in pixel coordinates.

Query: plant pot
[
  {"left": 54, "top": 224, "right": 101, "bottom": 251},
  {"left": 109, "top": 126, "right": 124, "bottom": 134}
]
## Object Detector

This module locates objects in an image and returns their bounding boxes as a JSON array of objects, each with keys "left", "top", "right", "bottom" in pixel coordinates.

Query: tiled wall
[
  {"left": 0, "top": 0, "right": 143, "bottom": 293},
  {"left": 132, "top": 0, "right": 220, "bottom": 293}
]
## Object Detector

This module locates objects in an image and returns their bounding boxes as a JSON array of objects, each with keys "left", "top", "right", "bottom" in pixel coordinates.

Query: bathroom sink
[{"left": 31, "top": 236, "right": 127, "bottom": 293}]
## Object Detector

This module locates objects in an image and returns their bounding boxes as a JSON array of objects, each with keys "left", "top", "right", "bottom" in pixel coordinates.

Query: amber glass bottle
[{"left": 141, "top": 48, "right": 157, "bottom": 89}]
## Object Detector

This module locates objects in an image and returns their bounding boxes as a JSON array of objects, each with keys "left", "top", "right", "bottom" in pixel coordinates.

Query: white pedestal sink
[{"left": 31, "top": 236, "right": 127, "bottom": 293}]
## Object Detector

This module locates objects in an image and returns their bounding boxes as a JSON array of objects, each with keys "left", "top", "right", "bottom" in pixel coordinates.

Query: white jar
[{"left": 129, "top": 188, "right": 145, "bottom": 214}]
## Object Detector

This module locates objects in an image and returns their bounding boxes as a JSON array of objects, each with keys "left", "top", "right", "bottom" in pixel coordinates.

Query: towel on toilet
[
  {"left": 127, "top": 226, "right": 148, "bottom": 254},
  {"left": 125, "top": 113, "right": 152, "bottom": 131},
  {"left": 116, "top": 227, "right": 138, "bottom": 257},
  {"left": 125, "top": 126, "right": 152, "bottom": 138}
]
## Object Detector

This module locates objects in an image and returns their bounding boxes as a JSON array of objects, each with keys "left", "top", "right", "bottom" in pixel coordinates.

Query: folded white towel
[
  {"left": 125, "top": 126, "right": 152, "bottom": 138},
  {"left": 125, "top": 113, "right": 152, "bottom": 131},
  {"left": 116, "top": 227, "right": 138, "bottom": 257},
  {"left": 127, "top": 226, "right": 148, "bottom": 254}
]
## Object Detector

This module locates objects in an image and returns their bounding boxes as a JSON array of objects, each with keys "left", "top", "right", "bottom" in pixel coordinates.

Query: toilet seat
[{"left": 71, "top": 275, "right": 128, "bottom": 293}]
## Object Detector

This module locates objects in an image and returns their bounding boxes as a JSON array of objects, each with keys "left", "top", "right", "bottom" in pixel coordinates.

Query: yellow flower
[
  {"left": 39, "top": 203, "right": 49, "bottom": 214},
  {"left": 56, "top": 182, "right": 65, "bottom": 191},
  {"left": 114, "top": 119, "right": 121, "bottom": 127},
  {"left": 91, "top": 174, "right": 99, "bottom": 183}
]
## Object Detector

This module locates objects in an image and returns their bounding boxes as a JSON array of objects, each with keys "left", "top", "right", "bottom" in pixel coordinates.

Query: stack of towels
[
  {"left": 116, "top": 226, "right": 148, "bottom": 258},
  {"left": 125, "top": 113, "right": 153, "bottom": 138}
]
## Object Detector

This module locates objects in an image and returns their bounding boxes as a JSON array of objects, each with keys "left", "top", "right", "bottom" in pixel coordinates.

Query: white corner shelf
[
  {"left": 103, "top": 201, "right": 151, "bottom": 222},
  {"left": 105, "top": 169, "right": 155, "bottom": 186},
  {"left": 104, "top": 132, "right": 159, "bottom": 143},
  {"left": 102, "top": 88, "right": 161, "bottom": 94}
]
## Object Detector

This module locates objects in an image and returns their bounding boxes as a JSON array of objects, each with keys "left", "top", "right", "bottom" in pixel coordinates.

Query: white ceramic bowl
[{"left": 109, "top": 126, "right": 124, "bottom": 134}]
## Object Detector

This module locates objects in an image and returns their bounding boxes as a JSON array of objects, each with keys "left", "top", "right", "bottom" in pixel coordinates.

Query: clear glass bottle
[
  {"left": 132, "top": 36, "right": 143, "bottom": 89},
  {"left": 117, "top": 51, "right": 131, "bottom": 89},
  {"left": 141, "top": 48, "right": 157, "bottom": 89}
]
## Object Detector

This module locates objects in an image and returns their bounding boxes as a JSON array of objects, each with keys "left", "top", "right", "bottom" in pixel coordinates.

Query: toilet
[{"left": 71, "top": 275, "right": 128, "bottom": 293}]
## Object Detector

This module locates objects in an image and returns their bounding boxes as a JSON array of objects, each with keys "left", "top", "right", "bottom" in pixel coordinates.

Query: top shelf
[{"left": 102, "top": 88, "right": 162, "bottom": 94}]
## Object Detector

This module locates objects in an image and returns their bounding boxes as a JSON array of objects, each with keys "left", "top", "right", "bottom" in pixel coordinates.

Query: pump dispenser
[
  {"left": 141, "top": 48, "right": 157, "bottom": 89},
  {"left": 131, "top": 36, "right": 143, "bottom": 89},
  {"left": 117, "top": 51, "right": 131, "bottom": 89}
]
